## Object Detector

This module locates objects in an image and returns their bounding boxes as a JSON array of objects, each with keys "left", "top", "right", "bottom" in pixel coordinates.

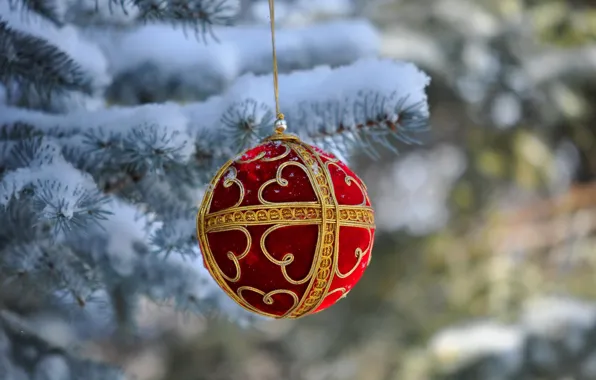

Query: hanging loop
[{"left": 268, "top": 0, "right": 285, "bottom": 127}]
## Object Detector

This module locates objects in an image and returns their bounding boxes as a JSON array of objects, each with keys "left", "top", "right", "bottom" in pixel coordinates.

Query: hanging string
[{"left": 268, "top": 0, "right": 284, "bottom": 124}]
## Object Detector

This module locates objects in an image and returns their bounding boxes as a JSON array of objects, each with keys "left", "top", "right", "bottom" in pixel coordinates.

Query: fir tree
[{"left": 0, "top": 0, "right": 430, "bottom": 377}]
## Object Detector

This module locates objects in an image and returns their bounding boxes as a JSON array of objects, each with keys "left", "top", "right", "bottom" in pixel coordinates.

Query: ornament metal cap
[
  {"left": 274, "top": 118, "right": 287, "bottom": 134},
  {"left": 265, "top": 117, "right": 300, "bottom": 142}
]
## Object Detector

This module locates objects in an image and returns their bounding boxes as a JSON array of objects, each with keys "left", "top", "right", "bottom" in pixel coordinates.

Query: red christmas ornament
[{"left": 196, "top": 128, "right": 375, "bottom": 319}]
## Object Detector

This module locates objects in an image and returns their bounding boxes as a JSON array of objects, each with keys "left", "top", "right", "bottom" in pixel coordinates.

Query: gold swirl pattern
[
  {"left": 235, "top": 143, "right": 291, "bottom": 164},
  {"left": 208, "top": 226, "right": 251, "bottom": 283},
  {"left": 196, "top": 136, "right": 375, "bottom": 319},
  {"left": 335, "top": 228, "right": 373, "bottom": 279},
  {"left": 237, "top": 286, "right": 299, "bottom": 318},
  {"left": 307, "top": 287, "right": 350, "bottom": 316},
  {"left": 260, "top": 224, "right": 318, "bottom": 285},
  {"left": 315, "top": 148, "right": 340, "bottom": 163},
  {"left": 263, "top": 144, "right": 291, "bottom": 162},
  {"left": 222, "top": 167, "right": 245, "bottom": 209},
  {"left": 258, "top": 161, "right": 315, "bottom": 205},
  {"left": 325, "top": 287, "right": 348, "bottom": 300},
  {"left": 236, "top": 150, "right": 266, "bottom": 164},
  {"left": 325, "top": 161, "right": 369, "bottom": 206},
  {"left": 335, "top": 247, "right": 364, "bottom": 279}
]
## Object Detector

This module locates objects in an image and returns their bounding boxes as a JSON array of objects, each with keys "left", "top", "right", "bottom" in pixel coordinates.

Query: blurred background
[{"left": 42, "top": 0, "right": 596, "bottom": 379}]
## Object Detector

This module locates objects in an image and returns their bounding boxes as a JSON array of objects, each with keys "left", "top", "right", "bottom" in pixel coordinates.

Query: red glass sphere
[{"left": 196, "top": 133, "right": 375, "bottom": 319}]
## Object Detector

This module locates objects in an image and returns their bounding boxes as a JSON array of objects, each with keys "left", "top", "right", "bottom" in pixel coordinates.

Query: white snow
[
  {"left": 99, "top": 200, "right": 150, "bottom": 277},
  {"left": 0, "top": 103, "right": 196, "bottom": 163},
  {"left": 0, "top": 2, "right": 111, "bottom": 91},
  {"left": 250, "top": 0, "right": 354, "bottom": 25},
  {"left": 184, "top": 57, "right": 430, "bottom": 138},
  {"left": 0, "top": 159, "right": 96, "bottom": 207},
  {"left": 226, "top": 58, "right": 429, "bottom": 118},
  {"left": 224, "top": 168, "right": 237, "bottom": 181},
  {"left": 0, "top": 57, "right": 429, "bottom": 160},
  {"left": 89, "top": 19, "right": 379, "bottom": 90}
]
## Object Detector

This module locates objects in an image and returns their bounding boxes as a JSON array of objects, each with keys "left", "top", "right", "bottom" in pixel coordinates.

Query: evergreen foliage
[{"left": 0, "top": 0, "right": 430, "bottom": 378}]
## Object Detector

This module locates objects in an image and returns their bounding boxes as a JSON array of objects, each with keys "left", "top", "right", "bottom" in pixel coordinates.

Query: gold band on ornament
[
  {"left": 196, "top": 140, "right": 375, "bottom": 319},
  {"left": 286, "top": 142, "right": 340, "bottom": 317},
  {"left": 204, "top": 204, "right": 374, "bottom": 232}
]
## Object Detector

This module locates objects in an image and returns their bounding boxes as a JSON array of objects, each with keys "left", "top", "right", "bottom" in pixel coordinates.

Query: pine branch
[
  {"left": 0, "top": 182, "right": 247, "bottom": 330},
  {"left": 0, "top": 19, "right": 93, "bottom": 99},
  {"left": 132, "top": 0, "right": 237, "bottom": 23},
  {"left": 103, "top": 0, "right": 239, "bottom": 40},
  {"left": 58, "top": 201, "right": 250, "bottom": 319},
  {"left": 7, "top": 0, "right": 64, "bottom": 26},
  {"left": 184, "top": 58, "right": 431, "bottom": 158},
  {"left": 0, "top": 58, "right": 430, "bottom": 201},
  {"left": 99, "top": 19, "right": 379, "bottom": 104},
  {"left": 8, "top": 0, "right": 239, "bottom": 31},
  {"left": 0, "top": 241, "right": 101, "bottom": 306},
  {"left": 297, "top": 92, "right": 429, "bottom": 160}
]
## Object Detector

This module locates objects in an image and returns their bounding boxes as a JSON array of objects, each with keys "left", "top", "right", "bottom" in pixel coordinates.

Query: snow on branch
[
  {"left": 0, "top": 166, "right": 246, "bottom": 334},
  {"left": 0, "top": 19, "right": 92, "bottom": 98},
  {"left": 0, "top": 103, "right": 204, "bottom": 259},
  {"left": 10, "top": 0, "right": 240, "bottom": 30},
  {"left": 0, "top": 57, "right": 429, "bottom": 257},
  {"left": 130, "top": 0, "right": 239, "bottom": 33},
  {"left": 184, "top": 58, "right": 431, "bottom": 158},
  {"left": 97, "top": 19, "right": 379, "bottom": 103},
  {"left": 0, "top": 58, "right": 429, "bottom": 189},
  {"left": 0, "top": 103, "right": 194, "bottom": 160},
  {"left": 0, "top": 133, "right": 113, "bottom": 243},
  {"left": 0, "top": 3, "right": 110, "bottom": 104},
  {"left": 7, "top": 0, "right": 64, "bottom": 26}
]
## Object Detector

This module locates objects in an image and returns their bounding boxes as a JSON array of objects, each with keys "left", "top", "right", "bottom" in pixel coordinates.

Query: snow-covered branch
[
  {"left": 0, "top": 2, "right": 110, "bottom": 110},
  {"left": 183, "top": 58, "right": 430, "bottom": 158},
  {"left": 0, "top": 58, "right": 429, "bottom": 179},
  {"left": 131, "top": 0, "right": 239, "bottom": 30},
  {"left": 11, "top": 0, "right": 240, "bottom": 30},
  {"left": 0, "top": 19, "right": 92, "bottom": 98},
  {"left": 0, "top": 58, "right": 429, "bottom": 220},
  {"left": 95, "top": 19, "right": 380, "bottom": 103},
  {"left": 7, "top": 0, "right": 65, "bottom": 26},
  {"left": 0, "top": 0, "right": 432, "bottom": 376}
]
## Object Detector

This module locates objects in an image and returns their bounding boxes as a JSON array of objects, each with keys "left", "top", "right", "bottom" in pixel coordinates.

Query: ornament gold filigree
[{"left": 196, "top": 131, "right": 375, "bottom": 319}]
